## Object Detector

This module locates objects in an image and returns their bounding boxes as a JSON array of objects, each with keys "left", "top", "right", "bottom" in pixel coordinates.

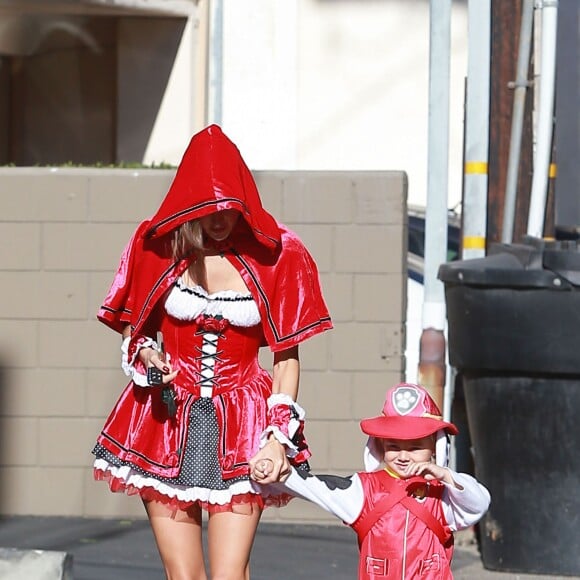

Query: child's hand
[
  {"left": 249, "top": 439, "right": 291, "bottom": 484},
  {"left": 405, "top": 462, "right": 458, "bottom": 487}
]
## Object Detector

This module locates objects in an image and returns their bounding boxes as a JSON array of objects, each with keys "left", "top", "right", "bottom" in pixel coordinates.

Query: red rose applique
[{"left": 195, "top": 314, "right": 230, "bottom": 333}]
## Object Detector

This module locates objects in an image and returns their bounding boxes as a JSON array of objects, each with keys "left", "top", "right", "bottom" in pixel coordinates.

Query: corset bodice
[{"left": 160, "top": 280, "right": 267, "bottom": 396}]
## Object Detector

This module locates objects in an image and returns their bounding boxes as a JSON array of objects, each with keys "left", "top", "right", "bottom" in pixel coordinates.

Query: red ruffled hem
[{"left": 94, "top": 468, "right": 294, "bottom": 513}]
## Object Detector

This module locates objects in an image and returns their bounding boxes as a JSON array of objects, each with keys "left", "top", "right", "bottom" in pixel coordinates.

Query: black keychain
[
  {"left": 147, "top": 367, "right": 163, "bottom": 385},
  {"left": 147, "top": 332, "right": 166, "bottom": 385},
  {"left": 162, "top": 386, "right": 177, "bottom": 418},
  {"left": 148, "top": 331, "right": 177, "bottom": 418}
]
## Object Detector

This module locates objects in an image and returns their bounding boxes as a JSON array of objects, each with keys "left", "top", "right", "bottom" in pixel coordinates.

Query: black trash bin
[{"left": 439, "top": 237, "right": 580, "bottom": 576}]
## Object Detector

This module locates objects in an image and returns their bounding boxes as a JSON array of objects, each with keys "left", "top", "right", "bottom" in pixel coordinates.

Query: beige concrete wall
[{"left": 0, "top": 167, "right": 407, "bottom": 524}]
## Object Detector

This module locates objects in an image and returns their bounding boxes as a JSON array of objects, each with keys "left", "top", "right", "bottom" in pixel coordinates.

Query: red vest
[{"left": 351, "top": 471, "right": 454, "bottom": 579}]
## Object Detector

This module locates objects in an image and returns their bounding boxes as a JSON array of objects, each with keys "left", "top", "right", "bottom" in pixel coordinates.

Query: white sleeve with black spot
[{"left": 283, "top": 468, "right": 364, "bottom": 525}]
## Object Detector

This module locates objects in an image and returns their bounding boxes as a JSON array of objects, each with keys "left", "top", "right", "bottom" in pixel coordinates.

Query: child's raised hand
[{"left": 405, "top": 462, "right": 456, "bottom": 487}]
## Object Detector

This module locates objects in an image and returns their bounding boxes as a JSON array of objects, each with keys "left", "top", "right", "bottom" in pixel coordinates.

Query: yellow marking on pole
[
  {"left": 549, "top": 163, "right": 557, "bottom": 178},
  {"left": 463, "top": 236, "right": 486, "bottom": 249},
  {"left": 464, "top": 161, "right": 488, "bottom": 174}
]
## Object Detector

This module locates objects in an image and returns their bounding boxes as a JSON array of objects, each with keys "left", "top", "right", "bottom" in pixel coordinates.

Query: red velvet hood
[
  {"left": 97, "top": 125, "right": 332, "bottom": 353},
  {"left": 146, "top": 124, "right": 280, "bottom": 249}
]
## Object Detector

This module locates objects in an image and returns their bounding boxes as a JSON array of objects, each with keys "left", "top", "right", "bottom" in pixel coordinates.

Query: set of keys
[
  {"left": 146, "top": 331, "right": 177, "bottom": 418},
  {"left": 161, "top": 386, "right": 177, "bottom": 418}
]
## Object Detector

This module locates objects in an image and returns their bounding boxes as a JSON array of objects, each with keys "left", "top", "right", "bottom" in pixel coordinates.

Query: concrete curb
[{"left": 0, "top": 548, "right": 73, "bottom": 580}]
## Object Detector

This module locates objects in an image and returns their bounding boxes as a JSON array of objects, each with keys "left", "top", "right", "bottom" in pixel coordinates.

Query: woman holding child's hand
[
  {"left": 91, "top": 125, "right": 332, "bottom": 579},
  {"left": 279, "top": 383, "right": 490, "bottom": 580}
]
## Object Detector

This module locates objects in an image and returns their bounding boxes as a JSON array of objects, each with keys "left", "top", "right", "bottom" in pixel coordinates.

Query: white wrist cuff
[
  {"left": 259, "top": 427, "right": 299, "bottom": 457},
  {"left": 266, "top": 393, "right": 295, "bottom": 409},
  {"left": 265, "top": 394, "right": 306, "bottom": 439},
  {"left": 121, "top": 336, "right": 158, "bottom": 388}
]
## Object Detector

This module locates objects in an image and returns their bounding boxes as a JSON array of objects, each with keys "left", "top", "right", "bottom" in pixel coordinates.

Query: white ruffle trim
[
  {"left": 94, "top": 459, "right": 263, "bottom": 505},
  {"left": 121, "top": 336, "right": 157, "bottom": 388},
  {"left": 259, "top": 394, "right": 307, "bottom": 457},
  {"left": 267, "top": 393, "right": 303, "bottom": 413},
  {"left": 260, "top": 426, "right": 299, "bottom": 457},
  {"left": 267, "top": 394, "right": 306, "bottom": 437},
  {"left": 165, "top": 280, "right": 261, "bottom": 327}
]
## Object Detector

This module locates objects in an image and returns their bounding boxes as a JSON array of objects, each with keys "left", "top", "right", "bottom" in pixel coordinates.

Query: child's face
[{"left": 381, "top": 436, "right": 435, "bottom": 478}]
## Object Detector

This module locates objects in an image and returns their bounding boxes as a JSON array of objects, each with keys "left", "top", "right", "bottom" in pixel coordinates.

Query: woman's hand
[
  {"left": 249, "top": 438, "right": 291, "bottom": 484},
  {"left": 139, "top": 347, "right": 179, "bottom": 384}
]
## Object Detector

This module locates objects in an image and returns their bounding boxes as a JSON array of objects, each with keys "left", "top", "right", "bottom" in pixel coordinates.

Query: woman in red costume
[{"left": 92, "top": 125, "right": 332, "bottom": 579}]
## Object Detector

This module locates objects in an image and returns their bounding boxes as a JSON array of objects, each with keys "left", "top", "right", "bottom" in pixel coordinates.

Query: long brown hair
[{"left": 171, "top": 220, "right": 204, "bottom": 260}]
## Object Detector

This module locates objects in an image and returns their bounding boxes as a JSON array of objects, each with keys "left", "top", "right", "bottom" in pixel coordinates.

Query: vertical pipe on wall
[
  {"left": 206, "top": 0, "right": 223, "bottom": 126},
  {"left": 553, "top": 0, "right": 579, "bottom": 230},
  {"left": 418, "top": 0, "right": 451, "bottom": 411},
  {"left": 462, "top": 0, "right": 491, "bottom": 260},
  {"left": 527, "top": 0, "right": 559, "bottom": 238},
  {"left": 502, "top": 0, "right": 534, "bottom": 243}
]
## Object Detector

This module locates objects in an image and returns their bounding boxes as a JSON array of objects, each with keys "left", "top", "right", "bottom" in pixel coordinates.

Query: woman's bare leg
[
  {"left": 207, "top": 506, "right": 262, "bottom": 580},
  {"left": 144, "top": 499, "right": 207, "bottom": 580}
]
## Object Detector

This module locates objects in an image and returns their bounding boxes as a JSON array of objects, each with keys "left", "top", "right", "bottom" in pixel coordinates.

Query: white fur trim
[
  {"left": 267, "top": 393, "right": 293, "bottom": 409},
  {"left": 165, "top": 280, "right": 261, "bottom": 327},
  {"left": 120, "top": 336, "right": 157, "bottom": 388}
]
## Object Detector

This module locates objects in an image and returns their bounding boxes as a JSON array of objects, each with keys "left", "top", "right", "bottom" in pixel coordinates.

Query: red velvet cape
[{"left": 97, "top": 125, "right": 332, "bottom": 354}]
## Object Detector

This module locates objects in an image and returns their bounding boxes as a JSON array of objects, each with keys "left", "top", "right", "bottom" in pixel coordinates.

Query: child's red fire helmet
[{"left": 360, "top": 383, "right": 458, "bottom": 440}]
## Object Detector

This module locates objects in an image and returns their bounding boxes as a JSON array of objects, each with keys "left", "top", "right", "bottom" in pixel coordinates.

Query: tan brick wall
[{"left": 0, "top": 168, "right": 407, "bottom": 523}]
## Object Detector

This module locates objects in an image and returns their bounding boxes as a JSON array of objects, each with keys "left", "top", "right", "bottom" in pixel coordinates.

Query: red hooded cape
[{"left": 97, "top": 125, "right": 332, "bottom": 355}]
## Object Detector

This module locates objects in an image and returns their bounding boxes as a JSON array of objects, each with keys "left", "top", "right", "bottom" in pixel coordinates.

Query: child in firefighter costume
[
  {"left": 92, "top": 124, "right": 332, "bottom": 578},
  {"left": 266, "top": 383, "right": 490, "bottom": 579}
]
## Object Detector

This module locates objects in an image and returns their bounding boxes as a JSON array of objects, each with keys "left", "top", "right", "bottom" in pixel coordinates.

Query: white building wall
[
  {"left": 293, "top": 0, "right": 467, "bottom": 209},
  {"left": 140, "top": 0, "right": 467, "bottom": 207},
  {"left": 1, "top": 0, "right": 468, "bottom": 207},
  {"left": 200, "top": 0, "right": 466, "bottom": 208},
  {"left": 219, "top": 1, "right": 299, "bottom": 169},
  {"left": 142, "top": 17, "right": 199, "bottom": 164}
]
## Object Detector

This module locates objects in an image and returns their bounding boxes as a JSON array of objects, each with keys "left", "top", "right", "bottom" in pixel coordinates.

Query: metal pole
[
  {"left": 488, "top": 0, "right": 535, "bottom": 245},
  {"left": 418, "top": 0, "right": 451, "bottom": 411},
  {"left": 206, "top": 0, "right": 224, "bottom": 126},
  {"left": 462, "top": 0, "right": 491, "bottom": 260},
  {"left": 502, "top": 0, "right": 534, "bottom": 243},
  {"left": 527, "top": 0, "right": 559, "bottom": 238},
  {"left": 554, "top": 0, "right": 579, "bottom": 230}
]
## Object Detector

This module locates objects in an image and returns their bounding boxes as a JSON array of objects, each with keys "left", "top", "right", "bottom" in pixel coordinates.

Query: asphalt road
[{"left": 0, "top": 516, "right": 575, "bottom": 579}]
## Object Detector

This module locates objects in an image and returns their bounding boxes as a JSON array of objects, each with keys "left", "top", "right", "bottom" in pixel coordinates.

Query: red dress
[{"left": 92, "top": 125, "right": 332, "bottom": 512}]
